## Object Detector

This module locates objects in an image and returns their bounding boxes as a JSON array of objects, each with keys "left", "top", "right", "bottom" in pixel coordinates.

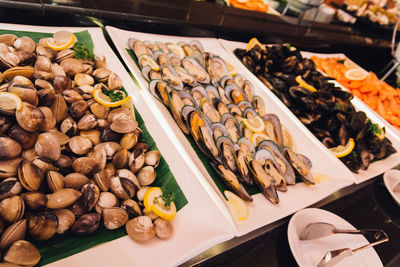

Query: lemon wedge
[
  {"left": 0, "top": 92, "right": 22, "bottom": 113},
  {"left": 93, "top": 88, "right": 131, "bottom": 108},
  {"left": 295, "top": 75, "right": 317, "bottom": 92},
  {"left": 243, "top": 116, "right": 265, "bottom": 133},
  {"left": 329, "top": 138, "right": 355, "bottom": 158},
  {"left": 246, "top": 37, "right": 265, "bottom": 52},
  {"left": 45, "top": 32, "right": 76, "bottom": 51},
  {"left": 344, "top": 68, "right": 368, "bottom": 81},
  {"left": 251, "top": 132, "right": 271, "bottom": 146},
  {"left": 167, "top": 44, "right": 185, "bottom": 59},
  {"left": 224, "top": 190, "right": 248, "bottom": 221},
  {"left": 376, "top": 128, "right": 385, "bottom": 140},
  {"left": 143, "top": 187, "right": 177, "bottom": 221},
  {"left": 226, "top": 61, "right": 238, "bottom": 76}
]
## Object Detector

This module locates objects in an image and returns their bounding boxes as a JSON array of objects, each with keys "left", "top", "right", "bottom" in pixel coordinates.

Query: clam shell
[
  {"left": 0, "top": 34, "right": 17, "bottom": 46},
  {"left": 21, "top": 192, "right": 47, "bottom": 211},
  {"left": 18, "top": 160, "right": 43, "bottom": 192},
  {"left": 69, "top": 136, "right": 92, "bottom": 155},
  {"left": 70, "top": 213, "right": 100, "bottom": 234},
  {"left": 0, "top": 178, "right": 22, "bottom": 200},
  {"left": 35, "top": 132, "right": 61, "bottom": 161},
  {"left": 95, "top": 192, "right": 118, "bottom": 214},
  {"left": 47, "top": 171, "right": 64, "bottom": 192},
  {"left": 0, "top": 196, "right": 25, "bottom": 224},
  {"left": 126, "top": 216, "right": 155, "bottom": 242},
  {"left": 0, "top": 219, "right": 26, "bottom": 250},
  {"left": 38, "top": 106, "right": 56, "bottom": 131},
  {"left": 3, "top": 240, "right": 40, "bottom": 266},
  {"left": 103, "top": 207, "right": 129, "bottom": 230},
  {"left": 50, "top": 93, "right": 68, "bottom": 123},
  {"left": 28, "top": 213, "right": 57, "bottom": 241},
  {"left": 16, "top": 102, "right": 45, "bottom": 132},
  {"left": 52, "top": 209, "right": 75, "bottom": 234},
  {"left": 72, "top": 157, "right": 97, "bottom": 175},
  {"left": 63, "top": 173, "right": 89, "bottom": 190},
  {"left": 0, "top": 137, "right": 22, "bottom": 159},
  {"left": 46, "top": 188, "right": 81, "bottom": 209},
  {"left": 3, "top": 66, "right": 35, "bottom": 82},
  {"left": 81, "top": 183, "right": 100, "bottom": 211}
]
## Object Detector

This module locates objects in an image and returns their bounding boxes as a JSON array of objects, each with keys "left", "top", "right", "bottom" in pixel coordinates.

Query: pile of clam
[
  {"left": 0, "top": 33, "right": 172, "bottom": 266},
  {"left": 129, "top": 38, "right": 315, "bottom": 205}
]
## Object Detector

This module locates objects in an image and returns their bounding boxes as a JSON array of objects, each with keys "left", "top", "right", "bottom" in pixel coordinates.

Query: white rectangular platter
[
  {"left": 0, "top": 23, "right": 235, "bottom": 267},
  {"left": 219, "top": 38, "right": 400, "bottom": 184},
  {"left": 106, "top": 25, "right": 354, "bottom": 237},
  {"left": 300, "top": 51, "right": 400, "bottom": 138}
]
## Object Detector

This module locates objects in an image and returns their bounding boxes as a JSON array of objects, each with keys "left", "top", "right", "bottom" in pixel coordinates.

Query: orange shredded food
[
  {"left": 311, "top": 56, "right": 400, "bottom": 130},
  {"left": 229, "top": 0, "right": 269, "bottom": 13}
]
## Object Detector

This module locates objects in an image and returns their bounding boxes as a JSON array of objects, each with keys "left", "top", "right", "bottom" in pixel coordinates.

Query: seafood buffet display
[
  {"left": 311, "top": 56, "right": 400, "bottom": 130},
  {"left": 0, "top": 30, "right": 179, "bottom": 265},
  {"left": 234, "top": 40, "right": 396, "bottom": 173},
  {"left": 128, "top": 37, "right": 317, "bottom": 205}
]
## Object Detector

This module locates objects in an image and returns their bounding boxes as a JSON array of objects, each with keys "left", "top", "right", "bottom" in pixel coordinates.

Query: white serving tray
[
  {"left": 300, "top": 51, "right": 400, "bottom": 138},
  {"left": 219, "top": 38, "right": 400, "bottom": 184},
  {"left": 0, "top": 23, "right": 234, "bottom": 267},
  {"left": 106, "top": 26, "right": 354, "bottom": 237}
]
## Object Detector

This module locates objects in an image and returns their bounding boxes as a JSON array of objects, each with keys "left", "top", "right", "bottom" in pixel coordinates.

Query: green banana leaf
[
  {"left": 0, "top": 29, "right": 187, "bottom": 266},
  {"left": 126, "top": 48, "right": 261, "bottom": 196}
]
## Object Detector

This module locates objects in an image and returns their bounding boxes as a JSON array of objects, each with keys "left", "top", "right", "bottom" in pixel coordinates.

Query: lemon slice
[
  {"left": 167, "top": 44, "right": 186, "bottom": 59},
  {"left": 306, "top": 172, "right": 330, "bottom": 187},
  {"left": 224, "top": 190, "right": 248, "bottom": 221},
  {"left": 251, "top": 132, "right": 271, "bottom": 146},
  {"left": 143, "top": 187, "right": 162, "bottom": 211},
  {"left": 344, "top": 68, "right": 368, "bottom": 81},
  {"left": 120, "top": 97, "right": 136, "bottom": 120},
  {"left": 93, "top": 88, "right": 132, "bottom": 108},
  {"left": 344, "top": 59, "right": 358, "bottom": 69},
  {"left": 152, "top": 200, "right": 176, "bottom": 221},
  {"left": 329, "top": 138, "right": 355, "bottom": 158},
  {"left": 0, "top": 92, "right": 22, "bottom": 113},
  {"left": 54, "top": 30, "right": 73, "bottom": 44},
  {"left": 45, "top": 33, "right": 76, "bottom": 51},
  {"left": 246, "top": 37, "right": 265, "bottom": 52},
  {"left": 281, "top": 125, "right": 295, "bottom": 151},
  {"left": 243, "top": 116, "right": 265, "bottom": 133},
  {"left": 226, "top": 61, "right": 238, "bottom": 76},
  {"left": 143, "top": 187, "right": 176, "bottom": 221},
  {"left": 295, "top": 75, "right": 317, "bottom": 92}
]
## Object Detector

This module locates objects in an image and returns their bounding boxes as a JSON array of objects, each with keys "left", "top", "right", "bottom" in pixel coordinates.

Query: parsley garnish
[
  {"left": 73, "top": 42, "right": 93, "bottom": 60},
  {"left": 285, "top": 43, "right": 291, "bottom": 49},
  {"left": 368, "top": 123, "right": 382, "bottom": 136},
  {"left": 350, "top": 150, "right": 358, "bottom": 158},
  {"left": 159, "top": 187, "right": 175, "bottom": 207},
  {"left": 337, "top": 59, "right": 345, "bottom": 64},
  {"left": 104, "top": 90, "right": 124, "bottom": 102},
  {"left": 333, "top": 103, "right": 342, "bottom": 110}
]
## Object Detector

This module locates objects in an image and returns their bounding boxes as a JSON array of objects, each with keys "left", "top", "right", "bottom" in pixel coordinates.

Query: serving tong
[{"left": 299, "top": 222, "right": 388, "bottom": 267}]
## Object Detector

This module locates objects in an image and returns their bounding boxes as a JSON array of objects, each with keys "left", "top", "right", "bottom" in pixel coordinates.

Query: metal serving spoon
[
  {"left": 299, "top": 222, "right": 386, "bottom": 241},
  {"left": 317, "top": 234, "right": 389, "bottom": 267}
]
